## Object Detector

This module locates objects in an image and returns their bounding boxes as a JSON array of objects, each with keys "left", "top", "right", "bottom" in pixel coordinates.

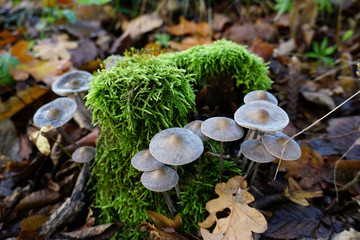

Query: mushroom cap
[
  {"left": 201, "top": 117, "right": 244, "bottom": 142},
  {"left": 141, "top": 166, "right": 179, "bottom": 192},
  {"left": 244, "top": 90, "right": 278, "bottom": 105},
  {"left": 261, "top": 131, "right": 301, "bottom": 160},
  {"left": 131, "top": 149, "right": 164, "bottom": 171},
  {"left": 33, "top": 97, "right": 77, "bottom": 128},
  {"left": 104, "top": 55, "right": 125, "bottom": 69},
  {"left": 149, "top": 127, "right": 203, "bottom": 166},
  {"left": 184, "top": 120, "right": 210, "bottom": 142},
  {"left": 240, "top": 139, "right": 275, "bottom": 163},
  {"left": 72, "top": 146, "right": 96, "bottom": 163},
  {"left": 234, "top": 100, "right": 289, "bottom": 132},
  {"left": 52, "top": 70, "right": 93, "bottom": 96}
]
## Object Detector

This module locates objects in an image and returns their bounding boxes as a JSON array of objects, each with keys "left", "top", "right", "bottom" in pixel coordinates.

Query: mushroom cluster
[{"left": 131, "top": 127, "right": 204, "bottom": 215}]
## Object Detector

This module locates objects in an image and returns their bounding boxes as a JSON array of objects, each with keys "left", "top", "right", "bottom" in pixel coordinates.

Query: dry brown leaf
[
  {"left": 122, "top": 13, "right": 163, "bottom": 39},
  {"left": 250, "top": 37, "right": 274, "bottom": 60},
  {"left": 0, "top": 30, "right": 18, "bottom": 46},
  {"left": 0, "top": 86, "right": 48, "bottom": 121},
  {"left": 20, "top": 215, "right": 49, "bottom": 232},
  {"left": 33, "top": 34, "right": 78, "bottom": 61},
  {"left": 29, "top": 126, "right": 52, "bottom": 155},
  {"left": 168, "top": 36, "right": 212, "bottom": 51},
  {"left": 139, "top": 222, "right": 196, "bottom": 240},
  {"left": 166, "top": 16, "right": 211, "bottom": 37},
  {"left": 14, "top": 189, "right": 60, "bottom": 211},
  {"left": 146, "top": 210, "right": 182, "bottom": 231},
  {"left": 199, "top": 176, "right": 267, "bottom": 240},
  {"left": 284, "top": 177, "right": 323, "bottom": 206},
  {"left": 10, "top": 40, "right": 34, "bottom": 63}
]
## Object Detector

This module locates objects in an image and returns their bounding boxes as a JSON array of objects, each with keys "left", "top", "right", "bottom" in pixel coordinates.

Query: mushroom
[
  {"left": 72, "top": 146, "right": 96, "bottom": 164},
  {"left": 184, "top": 120, "right": 210, "bottom": 142},
  {"left": 149, "top": 127, "right": 203, "bottom": 166},
  {"left": 104, "top": 55, "right": 125, "bottom": 69},
  {"left": 244, "top": 90, "right": 278, "bottom": 105},
  {"left": 261, "top": 131, "right": 301, "bottom": 161},
  {"left": 131, "top": 149, "right": 164, "bottom": 172},
  {"left": 234, "top": 100, "right": 289, "bottom": 133},
  {"left": 141, "top": 166, "right": 179, "bottom": 216},
  {"left": 149, "top": 127, "right": 203, "bottom": 200},
  {"left": 33, "top": 97, "right": 79, "bottom": 148},
  {"left": 201, "top": 117, "right": 244, "bottom": 181},
  {"left": 52, "top": 70, "right": 93, "bottom": 119}
]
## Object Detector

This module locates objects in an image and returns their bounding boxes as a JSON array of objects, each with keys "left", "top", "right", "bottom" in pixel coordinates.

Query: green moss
[
  {"left": 159, "top": 39, "right": 272, "bottom": 92},
  {"left": 86, "top": 41, "right": 271, "bottom": 239}
]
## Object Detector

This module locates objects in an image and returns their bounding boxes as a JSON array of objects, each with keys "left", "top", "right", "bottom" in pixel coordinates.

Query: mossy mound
[{"left": 86, "top": 41, "right": 271, "bottom": 238}]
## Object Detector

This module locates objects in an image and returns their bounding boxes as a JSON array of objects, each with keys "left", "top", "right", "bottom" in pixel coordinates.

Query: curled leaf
[
  {"left": 29, "top": 126, "right": 53, "bottom": 155},
  {"left": 146, "top": 210, "right": 182, "bottom": 231}
]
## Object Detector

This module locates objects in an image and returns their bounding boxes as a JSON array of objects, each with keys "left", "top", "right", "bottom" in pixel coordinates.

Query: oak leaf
[
  {"left": 29, "top": 126, "right": 53, "bottom": 155},
  {"left": 146, "top": 210, "right": 182, "bottom": 231},
  {"left": 198, "top": 176, "right": 267, "bottom": 240}
]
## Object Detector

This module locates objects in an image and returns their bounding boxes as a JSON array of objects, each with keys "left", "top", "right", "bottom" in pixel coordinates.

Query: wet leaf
[
  {"left": 0, "top": 86, "right": 48, "bottom": 121},
  {"left": 284, "top": 177, "right": 323, "bottom": 206},
  {"left": 29, "top": 126, "right": 53, "bottom": 155},
  {"left": 166, "top": 16, "right": 211, "bottom": 37},
  {"left": 146, "top": 210, "right": 182, "bottom": 231},
  {"left": 59, "top": 222, "right": 122, "bottom": 239},
  {"left": 264, "top": 202, "right": 331, "bottom": 239},
  {"left": 33, "top": 34, "right": 78, "bottom": 61},
  {"left": 14, "top": 189, "right": 60, "bottom": 211},
  {"left": 20, "top": 215, "right": 49, "bottom": 231},
  {"left": 199, "top": 176, "right": 267, "bottom": 240}
]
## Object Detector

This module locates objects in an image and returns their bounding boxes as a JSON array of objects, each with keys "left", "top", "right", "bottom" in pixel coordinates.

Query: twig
[
  {"left": 203, "top": 151, "right": 232, "bottom": 160},
  {"left": 330, "top": 170, "right": 360, "bottom": 193}
]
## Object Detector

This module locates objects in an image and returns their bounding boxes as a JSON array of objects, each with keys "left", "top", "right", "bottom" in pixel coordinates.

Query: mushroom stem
[
  {"left": 219, "top": 141, "right": 224, "bottom": 182},
  {"left": 235, "top": 130, "right": 251, "bottom": 162},
  {"left": 76, "top": 92, "right": 93, "bottom": 121},
  {"left": 250, "top": 162, "right": 260, "bottom": 187},
  {"left": 245, "top": 160, "right": 254, "bottom": 177},
  {"left": 198, "top": 156, "right": 202, "bottom": 178},
  {"left": 162, "top": 191, "right": 176, "bottom": 216},
  {"left": 57, "top": 126, "right": 79, "bottom": 149},
  {"left": 173, "top": 166, "right": 182, "bottom": 201}
]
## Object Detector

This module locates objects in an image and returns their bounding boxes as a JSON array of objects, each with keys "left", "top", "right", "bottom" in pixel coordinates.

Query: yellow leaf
[
  {"left": 29, "top": 126, "right": 52, "bottom": 155},
  {"left": 199, "top": 176, "right": 267, "bottom": 240},
  {"left": 146, "top": 210, "right": 182, "bottom": 231},
  {"left": 284, "top": 177, "right": 323, "bottom": 206}
]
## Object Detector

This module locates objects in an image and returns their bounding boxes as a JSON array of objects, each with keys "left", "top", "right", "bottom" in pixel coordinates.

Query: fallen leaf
[
  {"left": 198, "top": 176, "right": 267, "bottom": 240},
  {"left": 10, "top": 40, "right": 33, "bottom": 63},
  {"left": 0, "top": 30, "right": 18, "bottom": 46},
  {"left": 139, "top": 222, "right": 199, "bottom": 240},
  {"left": 20, "top": 215, "right": 49, "bottom": 231},
  {"left": 33, "top": 34, "right": 78, "bottom": 61},
  {"left": 0, "top": 119, "right": 19, "bottom": 160},
  {"left": 264, "top": 202, "right": 331, "bottom": 239},
  {"left": 250, "top": 37, "right": 274, "bottom": 60},
  {"left": 59, "top": 222, "right": 123, "bottom": 239},
  {"left": 168, "top": 36, "right": 212, "bottom": 51},
  {"left": 69, "top": 39, "right": 99, "bottom": 67},
  {"left": 301, "top": 91, "right": 336, "bottom": 109},
  {"left": 284, "top": 177, "right": 323, "bottom": 206},
  {"left": 331, "top": 228, "right": 360, "bottom": 240},
  {"left": 146, "top": 210, "right": 182, "bottom": 231},
  {"left": 29, "top": 126, "right": 53, "bottom": 155},
  {"left": 276, "top": 146, "right": 325, "bottom": 189},
  {"left": 0, "top": 86, "right": 48, "bottom": 121},
  {"left": 212, "top": 13, "right": 232, "bottom": 32},
  {"left": 14, "top": 189, "right": 60, "bottom": 211},
  {"left": 166, "top": 16, "right": 211, "bottom": 37}
]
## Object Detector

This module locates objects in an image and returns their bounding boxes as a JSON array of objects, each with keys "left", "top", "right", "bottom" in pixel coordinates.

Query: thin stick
[
  {"left": 162, "top": 191, "right": 176, "bottom": 216},
  {"left": 331, "top": 170, "right": 360, "bottom": 192}
]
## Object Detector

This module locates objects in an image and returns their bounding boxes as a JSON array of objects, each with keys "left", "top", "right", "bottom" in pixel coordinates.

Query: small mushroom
[
  {"left": 184, "top": 120, "right": 210, "bottom": 141},
  {"left": 240, "top": 139, "right": 275, "bottom": 163},
  {"left": 234, "top": 100, "right": 289, "bottom": 133},
  {"left": 149, "top": 128, "right": 203, "bottom": 166},
  {"left": 244, "top": 90, "right": 278, "bottom": 105},
  {"left": 52, "top": 70, "right": 93, "bottom": 96},
  {"left": 33, "top": 97, "right": 78, "bottom": 148},
  {"left": 261, "top": 131, "right": 301, "bottom": 160},
  {"left": 141, "top": 166, "right": 179, "bottom": 215},
  {"left": 104, "top": 55, "right": 125, "bottom": 69},
  {"left": 201, "top": 117, "right": 244, "bottom": 181},
  {"left": 131, "top": 149, "right": 164, "bottom": 172},
  {"left": 72, "top": 146, "right": 96, "bottom": 164}
]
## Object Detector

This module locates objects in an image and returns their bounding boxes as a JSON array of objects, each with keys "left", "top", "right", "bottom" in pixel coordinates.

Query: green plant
[
  {"left": 0, "top": 52, "right": 20, "bottom": 87},
  {"left": 306, "top": 37, "right": 336, "bottom": 64},
  {"left": 75, "top": 0, "right": 111, "bottom": 5},
  {"left": 274, "top": 0, "right": 333, "bottom": 19},
  {"left": 155, "top": 33, "right": 171, "bottom": 48},
  {"left": 36, "top": 6, "right": 76, "bottom": 32}
]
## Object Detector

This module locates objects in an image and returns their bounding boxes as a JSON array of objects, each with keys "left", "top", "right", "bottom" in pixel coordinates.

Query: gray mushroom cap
[
  {"left": 201, "top": 117, "right": 244, "bottom": 142},
  {"left": 33, "top": 97, "right": 77, "bottom": 128},
  {"left": 72, "top": 146, "right": 96, "bottom": 163},
  {"left": 104, "top": 55, "right": 125, "bottom": 69},
  {"left": 244, "top": 90, "right": 278, "bottom": 105},
  {"left": 131, "top": 149, "right": 164, "bottom": 171},
  {"left": 52, "top": 70, "right": 93, "bottom": 96},
  {"left": 149, "top": 127, "right": 203, "bottom": 166},
  {"left": 141, "top": 166, "right": 179, "bottom": 192},
  {"left": 234, "top": 100, "right": 289, "bottom": 132},
  {"left": 261, "top": 131, "right": 301, "bottom": 160},
  {"left": 240, "top": 139, "right": 275, "bottom": 163},
  {"left": 184, "top": 120, "right": 210, "bottom": 142}
]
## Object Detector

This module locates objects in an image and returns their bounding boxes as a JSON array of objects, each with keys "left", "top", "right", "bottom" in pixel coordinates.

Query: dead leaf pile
[{"left": 199, "top": 176, "right": 267, "bottom": 239}]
